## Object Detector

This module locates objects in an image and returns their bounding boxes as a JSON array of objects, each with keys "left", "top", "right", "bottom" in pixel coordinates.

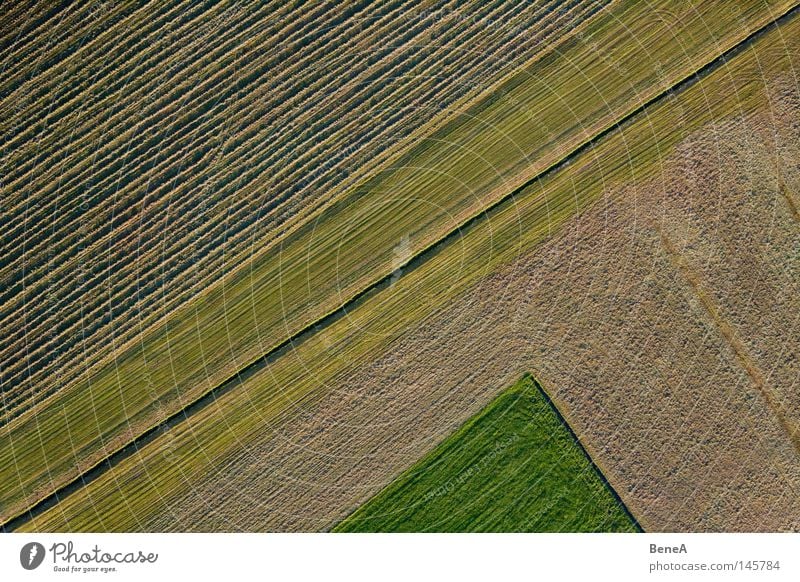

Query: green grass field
[
  {"left": 2, "top": 0, "right": 793, "bottom": 526},
  {"left": 334, "top": 375, "right": 639, "bottom": 532}
]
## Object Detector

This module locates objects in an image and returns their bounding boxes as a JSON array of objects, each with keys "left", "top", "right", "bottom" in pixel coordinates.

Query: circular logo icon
[{"left": 20, "top": 542, "right": 45, "bottom": 570}]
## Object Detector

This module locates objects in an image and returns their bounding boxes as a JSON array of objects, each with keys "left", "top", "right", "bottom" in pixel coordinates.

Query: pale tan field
[
  {"left": 176, "top": 85, "right": 800, "bottom": 532},
  {"left": 24, "top": 65, "right": 800, "bottom": 531},
  {"left": 156, "top": 91, "right": 800, "bottom": 532}
]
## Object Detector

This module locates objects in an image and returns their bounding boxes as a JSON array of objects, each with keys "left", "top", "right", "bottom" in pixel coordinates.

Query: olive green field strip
[
  {"left": 334, "top": 375, "right": 640, "bottom": 532},
  {"left": 11, "top": 2, "right": 799, "bottom": 531},
  {"left": 1, "top": 0, "right": 605, "bottom": 423},
  {"left": 0, "top": 0, "right": 793, "bottom": 525}
]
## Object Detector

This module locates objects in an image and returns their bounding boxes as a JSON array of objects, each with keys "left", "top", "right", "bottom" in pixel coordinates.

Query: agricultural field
[
  {"left": 2, "top": 0, "right": 795, "bottom": 530},
  {"left": 2, "top": 0, "right": 800, "bottom": 534},
  {"left": 334, "top": 374, "right": 639, "bottom": 532},
  {"left": 7, "top": 0, "right": 799, "bottom": 533},
  {"left": 1, "top": 0, "right": 618, "bottom": 520},
  {"left": 1, "top": 0, "right": 610, "bottom": 424}
]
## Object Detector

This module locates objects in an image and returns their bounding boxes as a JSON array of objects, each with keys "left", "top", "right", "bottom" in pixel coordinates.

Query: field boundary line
[
  {"left": 657, "top": 227, "right": 800, "bottom": 455},
  {"left": 4, "top": 1, "right": 799, "bottom": 532},
  {"left": 525, "top": 373, "right": 645, "bottom": 532}
]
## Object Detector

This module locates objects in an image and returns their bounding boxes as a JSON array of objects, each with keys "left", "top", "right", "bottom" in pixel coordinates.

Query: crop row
[
  {"left": 16, "top": 4, "right": 800, "bottom": 530},
  {"left": 1, "top": 0, "right": 789, "bottom": 524},
  {"left": 0, "top": 0, "right": 603, "bottom": 422}
]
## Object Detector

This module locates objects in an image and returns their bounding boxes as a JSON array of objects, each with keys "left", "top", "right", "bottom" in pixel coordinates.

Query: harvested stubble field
[
  {"left": 3, "top": 0, "right": 795, "bottom": 529},
  {"left": 334, "top": 374, "right": 639, "bottom": 532},
  {"left": 1, "top": 0, "right": 617, "bottom": 518},
  {"left": 10, "top": 0, "right": 800, "bottom": 532},
  {"left": 1, "top": 0, "right": 609, "bottom": 423}
]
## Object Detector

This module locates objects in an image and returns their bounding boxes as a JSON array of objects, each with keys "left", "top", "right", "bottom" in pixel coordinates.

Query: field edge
[{"left": 332, "top": 372, "right": 644, "bottom": 533}]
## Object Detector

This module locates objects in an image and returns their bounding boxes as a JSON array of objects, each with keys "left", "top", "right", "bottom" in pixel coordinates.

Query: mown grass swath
[
  {"left": 1, "top": 0, "right": 623, "bottom": 519},
  {"left": 334, "top": 374, "right": 639, "bottom": 532},
  {"left": 2, "top": 0, "right": 791, "bottom": 526},
  {"left": 14, "top": 3, "right": 800, "bottom": 532},
  {"left": 2, "top": 0, "right": 597, "bottom": 422}
]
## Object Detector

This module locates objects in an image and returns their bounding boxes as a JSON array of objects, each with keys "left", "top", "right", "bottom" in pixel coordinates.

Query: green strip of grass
[
  {"left": 14, "top": 1, "right": 800, "bottom": 532},
  {"left": 334, "top": 375, "right": 638, "bottom": 532},
  {"left": 4, "top": 0, "right": 791, "bottom": 523}
]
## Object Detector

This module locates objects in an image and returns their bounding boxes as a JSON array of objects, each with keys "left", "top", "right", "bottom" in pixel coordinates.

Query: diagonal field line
[
  {"left": 528, "top": 374, "right": 645, "bottom": 532},
  {"left": 657, "top": 228, "right": 800, "bottom": 455},
  {"left": 3, "top": 1, "right": 800, "bottom": 532},
  {"left": 778, "top": 180, "right": 800, "bottom": 222}
]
